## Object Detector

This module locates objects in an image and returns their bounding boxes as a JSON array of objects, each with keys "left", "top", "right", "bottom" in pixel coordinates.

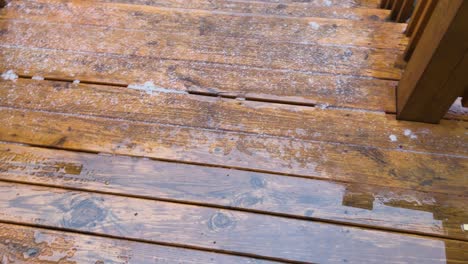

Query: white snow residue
[
  {"left": 316, "top": 103, "right": 329, "bottom": 110},
  {"left": 32, "top": 75, "right": 45, "bottom": 81},
  {"left": 309, "top": 22, "right": 320, "bottom": 30},
  {"left": 73, "top": 80, "right": 80, "bottom": 85},
  {"left": 403, "top": 129, "right": 418, "bottom": 139},
  {"left": 323, "top": 0, "right": 332, "bottom": 7},
  {"left": 463, "top": 224, "right": 468, "bottom": 232},
  {"left": 389, "top": 135, "right": 398, "bottom": 142},
  {"left": 1, "top": 70, "right": 19, "bottom": 81},
  {"left": 127, "top": 81, "right": 187, "bottom": 95}
]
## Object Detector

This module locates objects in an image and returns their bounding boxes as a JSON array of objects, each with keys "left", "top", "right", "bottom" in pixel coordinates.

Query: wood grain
[
  {"left": 4, "top": 0, "right": 392, "bottom": 21},
  {"left": 0, "top": 181, "right": 467, "bottom": 263},
  {"left": 0, "top": 79, "right": 465, "bottom": 156},
  {"left": 0, "top": 222, "right": 277, "bottom": 263},
  {"left": 0, "top": 142, "right": 467, "bottom": 240},
  {"left": 0, "top": 46, "right": 398, "bottom": 112},
  {"left": 100, "top": 0, "right": 382, "bottom": 10},
  {"left": 0, "top": 19, "right": 403, "bottom": 80},
  {"left": 1, "top": 0, "right": 407, "bottom": 49},
  {"left": 0, "top": 107, "right": 466, "bottom": 196}
]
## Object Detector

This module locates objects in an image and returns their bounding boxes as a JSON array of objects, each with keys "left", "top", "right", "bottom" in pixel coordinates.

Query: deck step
[
  {"left": 5, "top": 0, "right": 391, "bottom": 20},
  {"left": 1, "top": 142, "right": 467, "bottom": 240}
]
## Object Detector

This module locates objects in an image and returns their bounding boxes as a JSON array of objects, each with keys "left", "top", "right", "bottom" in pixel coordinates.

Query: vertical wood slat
[
  {"left": 380, "top": 0, "right": 389, "bottom": 8},
  {"left": 385, "top": 0, "right": 395, "bottom": 9},
  {"left": 397, "top": 0, "right": 468, "bottom": 123},
  {"left": 396, "top": 0, "right": 415, "bottom": 22},
  {"left": 390, "top": 0, "right": 405, "bottom": 20},
  {"left": 406, "top": 0, "right": 429, "bottom": 37},
  {"left": 403, "top": 0, "right": 438, "bottom": 61}
]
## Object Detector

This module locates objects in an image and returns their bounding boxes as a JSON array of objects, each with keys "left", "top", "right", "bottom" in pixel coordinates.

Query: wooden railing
[{"left": 381, "top": 0, "right": 468, "bottom": 123}]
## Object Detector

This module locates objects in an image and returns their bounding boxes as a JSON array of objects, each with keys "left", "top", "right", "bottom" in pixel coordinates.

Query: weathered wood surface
[
  {"left": 0, "top": 46, "right": 399, "bottom": 112},
  {"left": 0, "top": 79, "right": 465, "bottom": 156},
  {"left": 0, "top": 182, "right": 467, "bottom": 263},
  {"left": 0, "top": 106, "right": 466, "bottom": 196},
  {"left": 1, "top": 0, "right": 407, "bottom": 49},
  {"left": 4, "top": 0, "right": 392, "bottom": 22},
  {"left": 0, "top": 222, "right": 278, "bottom": 263},
  {"left": 0, "top": 142, "right": 467, "bottom": 240},
  {"left": 0, "top": 20, "right": 403, "bottom": 80},
  {"left": 101, "top": 0, "right": 383, "bottom": 10}
]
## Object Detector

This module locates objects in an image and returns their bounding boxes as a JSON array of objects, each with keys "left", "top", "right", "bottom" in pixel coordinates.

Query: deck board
[
  {"left": 0, "top": 20, "right": 403, "bottom": 79},
  {"left": 1, "top": 181, "right": 467, "bottom": 263},
  {"left": 1, "top": 142, "right": 467, "bottom": 240},
  {"left": 2, "top": 1, "right": 408, "bottom": 49},
  {"left": 0, "top": 222, "right": 278, "bottom": 263},
  {"left": 0, "top": 0, "right": 467, "bottom": 262},
  {"left": 1, "top": 79, "right": 466, "bottom": 156},
  {"left": 0, "top": 107, "right": 466, "bottom": 196}
]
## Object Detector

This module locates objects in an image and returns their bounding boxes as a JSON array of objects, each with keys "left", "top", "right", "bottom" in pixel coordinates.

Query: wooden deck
[{"left": 0, "top": 0, "right": 467, "bottom": 263}]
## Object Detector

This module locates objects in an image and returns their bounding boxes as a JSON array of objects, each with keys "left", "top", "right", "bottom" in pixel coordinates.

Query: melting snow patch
[
  {"left": 127, "top": 81, "right": 187, "bottom": 95},
  {"left": 73, "top": 80, "right": 80, "bottom": 85},
  {"left": 389, "top": 134, "right": 398, "bottom": 142},
  {"left": 1, "top": 70, "right": 18, "bottom": 81},
  {"left": 316, "top": 103, "right": 329, "bottom": 110},
  {"left": 309, "top": 22, "right": 320, "bottom": 30},
  {"left": 403, "top": 129, "right": 418, "bottom": 139},
  {"left": 32, "top": 76, "right": 45, "bottom": 81},
  {"left": 463, "top": 224, "right": 468, "bottom": 232}
]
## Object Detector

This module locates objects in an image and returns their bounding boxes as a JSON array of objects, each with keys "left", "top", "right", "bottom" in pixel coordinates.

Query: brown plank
[
  {"left": 0, "top": 142, "right": 467, "bottom": 240},
  {"left": 0, "top": 223, "right": 275, "bottom": 263},
  {"left": 0, "top": 46, "right": 398, "bottom": 113},
  {"left": 1, "top": 182, "right": 467, "bottom": 263},
  {"left": 0, "top": 0, "right": 408, "bottom": 49},
  {"left": 4, "top": 0, "right": 392, "bottom": 21},
  {"left": 0, "top": 20, "right": 403, "bottom": 80},
  {"left": 0, "top": 107, "right": 466, "bottom": 196},
  {"left": 398, "top": 0, "right": 468, "bottom": 123},
  {"left": 101, "top": 0, "right": 382, "bottom": 10},
  {"left": 0, "top": 79, "right": 465, "bottom": 156}
]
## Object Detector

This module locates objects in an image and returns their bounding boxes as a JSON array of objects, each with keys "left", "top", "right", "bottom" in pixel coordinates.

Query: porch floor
[{"left": 0, "top": 0, "right": 467, "bottom": 263}]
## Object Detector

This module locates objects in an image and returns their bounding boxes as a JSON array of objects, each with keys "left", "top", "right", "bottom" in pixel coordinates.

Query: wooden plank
[
  {"left": 0, "top": 0, "right": 407, "bottom": 49},
  {"left": 0, "top": 107, "right": 466, "bottom": 196},
  {"left": 405, "top": 0, "right": 428, "bottom": 37},
  {"left": 0, "top": 182, "right": 467, "bottom": 263},
  {"left": 396, "top": 0, "right": 414, "bottom": 22},
  {"left": 398, "top": 0, "right": 468, "bottom": 123},
  {"left": 403, "top": 0, "right": 438, "bottom": 61},
  {"left": 0, "top": 79, "right": 465, "bottom": 156},
  {"left": 0, "top": 46, "right": 398, "bottom": 113},
  {"left": 101, "top": 0, "right": 382, "bottom": 10},
  {"left": 0, "top": 223, "right": 277, "bottom": 263},
  {"left": 0, "top": 20, "right": 403, "bottom": 80},
  {"left": 0, "top": 142, "right": 467, "bottom": 240},
  {"left": 4, "top": 0, "right": 392, "bottom": 21}
]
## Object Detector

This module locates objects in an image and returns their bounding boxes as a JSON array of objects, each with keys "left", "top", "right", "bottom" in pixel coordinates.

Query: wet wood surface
[
  {"left": 0, "top": 222, "right": 278, "bottom": 263},
  {"left": 0, "top": 0, "right": 467, "bottom": 262},
  {"left": 0, "top": 181, "right": 467, "bottom": 263},
  {"left": 1, "top": 107, "right": 467, "bottom": 196},
  {"left": 1, "top": 142, "right": 467, "bottom": 241},
  {"left": 0, "top": 79, "right": 466, "bottom": 156}
]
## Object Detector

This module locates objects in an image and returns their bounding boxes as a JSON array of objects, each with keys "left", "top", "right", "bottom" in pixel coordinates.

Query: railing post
[{"left": 397, "top": 0, "right": 468, "bottom": 123}]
